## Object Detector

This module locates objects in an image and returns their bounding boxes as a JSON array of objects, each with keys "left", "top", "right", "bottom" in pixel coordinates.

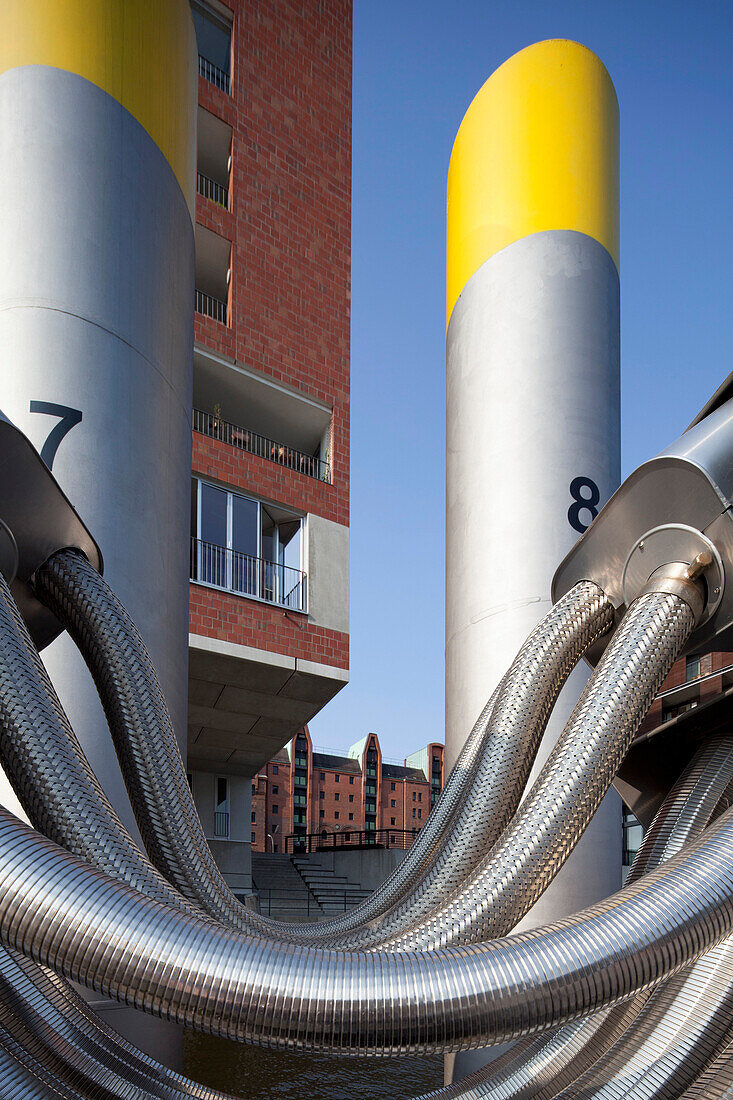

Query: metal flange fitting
[{"left": 638, "top": 558, "right": 711, "bottom": 625}]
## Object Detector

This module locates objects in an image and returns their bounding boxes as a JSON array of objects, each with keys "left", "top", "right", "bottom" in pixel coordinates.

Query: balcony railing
[
  {"left": 193, "top": 408, "right": 331, "bottom": 482},
  {"left": 190, "top": 537, "right": 307, "bottom": 612},
  {"left": 195, "top": 290, "right": 227, "bottom": 325},
  {"left": 197, "top": 171, "right": 229, "bottom": 210},
  {"left": 213, "top": 811, "right": 229, "bottom": 838},
  {"left": 199, "top": 54, "right": 230, "bottom": 94},
  {"left": 285, "top": 827, "right": 419, "bottom": 855}
]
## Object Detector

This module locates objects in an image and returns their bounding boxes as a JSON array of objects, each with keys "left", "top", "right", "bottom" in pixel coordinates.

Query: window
[
  {"left": 348, "top": 812, "right": 354, "bottom": 821},
  {"left": 320, "top": 772, "right": 325, "bottom": 781},
  {"left": 349, "top": 794, "right": 354, "bottom": 803},
  {"left": 320, "top": 810, "right": 325, "bottom": 819},
  {"left": 294, "top": 794, "right": 307, "bottom": 806},
  {"left": 418, "top": 809, "right": 422, "bottom": 819},
  {"left": 412, "top": 808, "right": 416, "bottom": 819},
  {"left": 365, "top": 782, "right": 376, "bottom": 795},
  {"left": 365, "top": 800, "right": 376, "bottom": 814},
  {"left": 412, "top": 792, "right": 416, "bottom": 802},
  {"left": 390, "top": 799, "right": 396, "bottom": 808},
  {"left": 272, "top": 805, "right": 278, "bottom": 815},
  {"left": 251, "top": 812, "right": 256, "bottom": 823},
  {"left": 191, "top": 479, "right": 304, "bottom": 610},
  {"left": 295, "top": 754, "right": 307, "bottom": 768},
  {"left": 191, "top": 1, "right": 232, "bottom": 93},
  {"left": 349, "top": 776, "right": 354, "bottom": 785},
  {"left": 335, "top": 812, "right": 340, "bottom": 820},
  {"left": 686, "top": 654, "right": 701, "bottom": 682},
  {"left": 272, "top": 785, "right": 278, "bottom": 795},
  {"left": 418, "top": 793, "right": 422, "bottom": 802},
  {"left": 251, "top": 832, "right": 255, "bottom": 843},
  {"left": 391, "top": 782, "right": 396, "bottom": 791},
  {"left": 335, "top": 774, "right": 340, "bottom": 783},
  {"left": 214, "top": 777, "right": 228, "bottom": 837},
  {"left": 272, "top": 765, "right": 278, "bottom": 775},
  {"left": 319, "top": 791, "right": 325, "bottom": 800},
  {"left": 662, "top": 700, "right": 698, "bottom": 723},
  {"left": 334, "top": 793, "right": 339, "bottom": 802},
  {"left": 251, "top": 783, "right": 255, "bottom": 795},
  {"left": 391, "top": 817, "right": 396, "bottom": 826}
]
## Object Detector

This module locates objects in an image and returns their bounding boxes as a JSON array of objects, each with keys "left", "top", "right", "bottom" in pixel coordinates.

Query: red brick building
[
  {"left": 251, "top": 728, "right": 445, "bottom": 853},
  {"left": 185, "top": 0, "right": 352, "bottom": 893}
]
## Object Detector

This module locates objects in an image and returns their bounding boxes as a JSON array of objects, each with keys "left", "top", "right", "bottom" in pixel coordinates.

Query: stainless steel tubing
[
  {"left": 680, "top": 1036, "right": 733, "bottom": 1098},
  {"left": 4, "top": 776, "right": 733, "bottom": 1055},
  {"left": 0, "top": 946, "right": 233, "bottom": 1099},
  {"left": 421, "top": 736, "right": 733, "bottom": 1099},
  {"left": 0, "top": 1037, "right": 72, "bottom": 1100},
  {"left": 0, "top": 589, "right": 724, "bottom": 1058},
  {"left": 0, "top": 569, "right": 204, "bottom": 920},
  {"left": 362, "top": 589, "right": 694, "bottom": 952},
  {"left": 34, "top": 551, "right": 613, "bottom": 944}
]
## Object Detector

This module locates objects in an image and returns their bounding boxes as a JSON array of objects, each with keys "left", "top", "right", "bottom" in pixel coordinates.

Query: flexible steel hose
[
  {"left": 0, "top": 946, "right": 233, "bottom": 1099},
  {"left": 352, "top": 589, "right": 693, "bottom": 951},
  {"left": 0, "top": 590, "right": 714, "bottom": 1058},
  {"left": 679, "top": 1035, "right": 733, "bottom": 1098},
  {"left": 34, "top": 551, "right": 613, "bottom": 945},
  {"left": 0, "top": 570, "right": 209, "bottom": 922},
  {"left": 423, "top": 736, "right": 733, "bottom": 1098}
]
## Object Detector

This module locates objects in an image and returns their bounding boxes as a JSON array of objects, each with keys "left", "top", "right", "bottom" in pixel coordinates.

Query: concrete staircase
[
  {"left": 251, "top": 853, "right": 323, "bottom": 922},
  {"left": 292, "top": 853, "right": 373, "bottom": 916}
]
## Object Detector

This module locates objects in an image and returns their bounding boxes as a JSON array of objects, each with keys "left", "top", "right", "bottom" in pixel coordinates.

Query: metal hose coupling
[{"left": 637, "top": 553, "right": 712, "bottom": 625}]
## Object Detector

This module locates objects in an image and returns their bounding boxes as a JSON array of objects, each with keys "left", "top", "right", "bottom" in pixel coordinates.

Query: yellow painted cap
[
  {"left": 447, "top": 40, "right": 619, "bottom": 324},
  {"left": 0, "top": 0, "right": 198, "bottom": 215}
]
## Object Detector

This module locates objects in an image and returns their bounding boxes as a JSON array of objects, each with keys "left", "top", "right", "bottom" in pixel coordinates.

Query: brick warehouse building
[
  {"left": 186, "top": 0, "right": 352, "bottom": 895},
  {"left": 251, "top": 728, "right": 445, "bottom": 853}
]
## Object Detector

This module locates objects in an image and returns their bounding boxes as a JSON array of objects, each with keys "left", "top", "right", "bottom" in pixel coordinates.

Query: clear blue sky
[{"left": 308, "top": 0, "right": 733, "bottom": 758}]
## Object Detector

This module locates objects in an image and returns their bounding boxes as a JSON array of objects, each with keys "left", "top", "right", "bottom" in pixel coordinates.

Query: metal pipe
[
  {"left": 0, "top": 591, "right": 717, "bottom": 1057},
  {"left": 417, "top": 735, "right": 733, "bottom": 1098},
  {"left": 33, "top": 551, "right": 612, "bottom": 945}
]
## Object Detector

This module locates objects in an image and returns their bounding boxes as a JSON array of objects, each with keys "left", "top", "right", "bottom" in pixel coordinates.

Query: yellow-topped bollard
[
  {"left": 445, "top": 44, "right": 621, "bottom": 1082},
  {"left": 447, "top": 39, "right": 619, "bottom": 324},
  {"left": 0, "top": 0, "right": 197, "bottom": 1069}
]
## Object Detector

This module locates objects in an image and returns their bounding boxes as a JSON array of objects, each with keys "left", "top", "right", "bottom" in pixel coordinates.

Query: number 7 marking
[{"left": 29, "top": 401, "right": 83, "bottom": 471}]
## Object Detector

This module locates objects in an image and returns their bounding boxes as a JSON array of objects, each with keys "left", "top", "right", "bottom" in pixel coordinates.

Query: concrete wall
[
  {"left": 190, "top": 768, "right": 253, "bottom": 893},
  {"left": 306, "top": 513, "right": 349, "bottom": 634}
]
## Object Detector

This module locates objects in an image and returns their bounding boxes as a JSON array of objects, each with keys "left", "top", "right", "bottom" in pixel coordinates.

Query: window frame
[{"left": 192, "top": 477, "right": 304, "bottom": 610}]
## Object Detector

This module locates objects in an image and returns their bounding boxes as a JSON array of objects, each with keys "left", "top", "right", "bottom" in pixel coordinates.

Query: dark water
[{"left": 183, "top": 1031, "right": 444, "bottom": 1099}]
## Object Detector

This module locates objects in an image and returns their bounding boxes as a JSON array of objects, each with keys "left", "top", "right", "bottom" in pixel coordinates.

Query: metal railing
[
  {"left": 195, "top": 289, "right": 228, "bottom": 325},
  {"left": 190, "top": 537, "right": 307, "bottom": 612},
  {"left": 196, "top": 171, "right": 229, "bottom": 210},
  {"left": 199, "top": 54, "right": 230, "bottom": 94},
  {"left": 284, "top": 827, "right": 419, "bottom": 854},
  {"left": 213, "top": 811, "right": 229, "bottom": 838},
  {"left": 192, "top": 408, "right": 331, "bottom": 482}
]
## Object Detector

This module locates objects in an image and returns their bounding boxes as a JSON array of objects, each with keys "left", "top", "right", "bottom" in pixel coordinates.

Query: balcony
[
  {"left": 195, "top": 290, "right": 227, "bottom": 325},
  {"left": 193, "top": 408, "right": 331, "bottom": 482},
  {"left": 190, "top": 537, "right": 307, "bottom": 612},
  {"left": 197, "top": 171, "right": 229, "bottom": 210},
  {"left": 199, "top": 54, "right": 230, "bottom": 94}
]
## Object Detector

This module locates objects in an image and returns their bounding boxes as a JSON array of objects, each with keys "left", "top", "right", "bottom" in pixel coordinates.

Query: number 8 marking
[{"left": 568, "top": 476, "right": 600, "bottom": 534}]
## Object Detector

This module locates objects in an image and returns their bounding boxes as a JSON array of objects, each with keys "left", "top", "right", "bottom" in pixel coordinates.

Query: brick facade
[
  {"left": 251, "top": 728, "right": 445, "bottom": 853},
  {"left": 189, "top": 0, "right": 350, "bottom": 669}
]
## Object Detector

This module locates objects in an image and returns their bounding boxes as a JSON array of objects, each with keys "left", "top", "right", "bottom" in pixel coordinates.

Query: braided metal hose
[
  {"left": 0, "top": 590, "right": 713, "bottom": 1058},
  {"left": 0, "top": 569, "right": 205, "bottom": 920},
  {"left": 352, "top": 589, "right": 694, "bottom": 951},
  {"left": 34, "top": 551, "right": 613, "bottom": 945},
  {"left": 0, "top": 946, "right": 233, "bottom": 1100},
  {"left": 422, "top": 736, "right": 733, "bottom": 1099}
]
